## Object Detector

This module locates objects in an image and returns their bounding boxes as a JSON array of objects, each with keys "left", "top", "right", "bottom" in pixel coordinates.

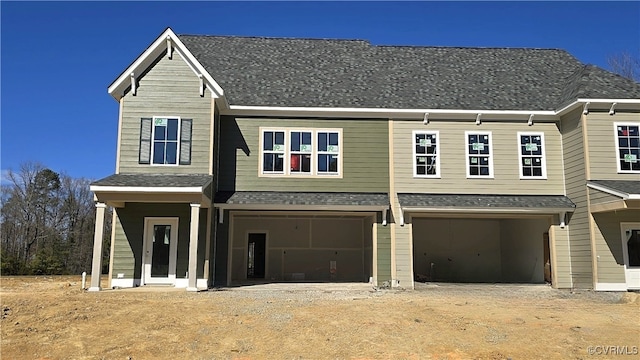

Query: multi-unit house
[{"left": 89, "top": 28, "right": 640, "bottom": 292}]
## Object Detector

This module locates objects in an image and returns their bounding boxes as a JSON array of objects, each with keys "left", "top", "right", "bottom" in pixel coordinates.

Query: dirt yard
[{"left": 1, "top": 276, "right": 638, "bottom": 360}]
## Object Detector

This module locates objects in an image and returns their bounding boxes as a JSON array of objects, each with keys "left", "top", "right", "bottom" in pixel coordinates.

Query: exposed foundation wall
[
  {"left": 230, "top": 214, "right": 373, "bottom": 282},
  {"left": 412, "top": 217, "right": 549, "bottom": 283}
]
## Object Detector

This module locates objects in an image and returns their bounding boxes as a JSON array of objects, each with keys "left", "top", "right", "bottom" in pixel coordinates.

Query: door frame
[
  {"left": 142, "top": 217, "right": 179, "bottom": 285},
  {"left": 620, "top": 222, "right": 640, "bottom": 290},
  {"left": 244, "top": 230, "right": 268, "bottom": 280}
]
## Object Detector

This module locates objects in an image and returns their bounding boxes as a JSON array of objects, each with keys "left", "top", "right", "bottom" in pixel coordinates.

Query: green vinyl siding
[
  {"left": 560, "top": 109, "right": 592, "bottom": 289},
  {"left": 111, "top": 203, "right": 208, "bottom": 281},
  {"left": 118, "top": 51, "right": 212, "bottom": 174},
  {"left": 376, "top": 222, "right": 392, "bottom": 284},
  {"left": 392, "top": 120, "right": 565, "bottom": 195},
  {"left": 218, "top": 116, "right": 389, "bottom": 192},
  {"left": 586, "top": 112, "right": 640, "bottom": 180}
]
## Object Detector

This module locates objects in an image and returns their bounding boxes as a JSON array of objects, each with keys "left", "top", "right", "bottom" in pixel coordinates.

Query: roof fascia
[
  {"left": 586, "top": 182, "right": 638, "bottom": 200},
  {"left": 214, "top": 203, "right": 388, "bottom": 212},
  {"left": 400, "top": 206, "right": 575, "bottom": 214},
  {"left": 225, "top": 105, "right": 558, "bottom": 121},
  {"left": 107, "top": 28, "right": 225, "bottom": 101},
  {"left": 90, "top": 185, "right": 205, "bottom": 193}
]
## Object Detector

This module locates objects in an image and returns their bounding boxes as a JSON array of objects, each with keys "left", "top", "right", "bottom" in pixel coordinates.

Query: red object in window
[
  {"left": 291, "top": 155, "right": 300, "bottom": 171},
  {"left": 622, "top": 129, "right": 629, "bottom": 136}
]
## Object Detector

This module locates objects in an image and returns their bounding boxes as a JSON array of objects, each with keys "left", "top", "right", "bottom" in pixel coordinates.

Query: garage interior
[
  {"left": 230, "top": 213, "right": 374, "bottom": 283},
  {"left": 412, "top": 217, "right": 551, "bottom": 283}
]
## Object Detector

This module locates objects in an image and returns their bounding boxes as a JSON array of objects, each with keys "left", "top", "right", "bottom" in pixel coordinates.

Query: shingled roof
[{"left": 178, "top": 34, "right": 640, "bottom": 111}]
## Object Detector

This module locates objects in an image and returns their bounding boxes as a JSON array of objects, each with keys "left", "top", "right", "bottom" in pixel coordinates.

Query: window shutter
[
  {"left": 180, "top": 119, "right": 192, "bottom": 165},
  {"left": 139, "top": 118, "right": 152, "bottom": 164}
]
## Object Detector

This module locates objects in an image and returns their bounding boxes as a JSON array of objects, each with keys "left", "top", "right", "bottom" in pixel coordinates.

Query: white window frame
[
  {"left": 412, "top": 130, "right": 440, "bottom": 178},
  {"left": 517, "top": 132, "right": 547, "bottom": 179},
  {"left": 261, "top": 129, "right": 286, "bottom": 174},
  {"left": 258, "top": 127, "right": 343, "bottom": 178},
  {"left": 614, "top": 122, "right": 640, "bottom": 174},
  {"left": 151, "top": 116, "right": 181, "bottom": 166},
  {"left": 465, "top": 131, "right": 493, "bottom": 178}
]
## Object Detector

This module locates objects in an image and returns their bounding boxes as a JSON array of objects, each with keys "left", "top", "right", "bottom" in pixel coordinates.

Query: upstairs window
[
  {"left": 260, "top": 128, "right": 342, "bottom": 177},
  {"left": 616, "top": 123, "right": 640, "bottom": 172},
  {"left": 139, "top": 117, "right": 192, "bottom": 165},
  {"left": 413, "top": 131, "right": 439, "bottom": 177},
  {"left": 263, "top": 130, "right": 285, "bottom": 173},
  {"left": 518, "top": 132, "right": 546, "bottom": 178},
  {"left": 466, "top": 132, "right": 493, "bottom": 177},
  {"left": 317, "top": 131, "right": 340, "bottom": 174}
]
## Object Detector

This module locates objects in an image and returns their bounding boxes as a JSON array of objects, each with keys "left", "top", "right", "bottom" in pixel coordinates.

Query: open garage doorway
[{"left": 412, "top": 217, "right": 551, "bottom": 284}]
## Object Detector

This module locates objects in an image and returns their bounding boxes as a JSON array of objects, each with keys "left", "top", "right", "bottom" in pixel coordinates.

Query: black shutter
[
  {"left": 139, "top": 118, "right": 152, "bottom": 164},
  {"left": 180, "top": 119, "right": 192, "bottom": 165}
]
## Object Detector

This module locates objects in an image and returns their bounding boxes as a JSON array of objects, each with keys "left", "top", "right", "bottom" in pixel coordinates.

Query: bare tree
[{"left": 607, "top": 50, "right": 640, "bottom": 82}]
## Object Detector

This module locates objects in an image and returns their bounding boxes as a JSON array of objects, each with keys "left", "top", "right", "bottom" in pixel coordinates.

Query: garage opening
[
  {"left": 231, "top": 214, "right": 373, "bottom": 283},
  {"left": 412, "top": 217, "right": 551, "bottom": 283}
]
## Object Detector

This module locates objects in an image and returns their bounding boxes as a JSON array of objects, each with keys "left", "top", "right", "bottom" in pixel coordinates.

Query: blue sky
[{"left": 1, "top": 1, "right": 639, "bottom": 181}]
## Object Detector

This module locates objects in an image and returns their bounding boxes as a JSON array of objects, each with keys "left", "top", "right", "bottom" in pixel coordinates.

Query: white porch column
[
  {"left": 88, "top": 202, "right": 107, "bottom": 292},
  {"left": 187, "top": 203, "right": 201, "bottom": 292}
]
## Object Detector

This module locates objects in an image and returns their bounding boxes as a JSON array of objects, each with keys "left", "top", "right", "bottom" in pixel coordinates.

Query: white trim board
[
  {"left": 587, "top": 183, "right": 640, "bottom": 200},
  {"left": 594, "top": 282, "right": 628, "bottom": 291}
]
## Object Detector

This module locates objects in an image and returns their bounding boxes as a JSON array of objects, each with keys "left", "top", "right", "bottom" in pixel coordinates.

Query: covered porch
[{"left": 89, "top": 174, "right": 214, "bottom": 292}]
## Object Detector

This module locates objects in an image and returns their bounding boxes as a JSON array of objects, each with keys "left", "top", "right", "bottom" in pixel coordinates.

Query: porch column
[
  {"left": 88, "top": 202, "right": 107, "bottom": 292},
  {"left": 187, "top": 203, "right": 201, "bottom": 292}
]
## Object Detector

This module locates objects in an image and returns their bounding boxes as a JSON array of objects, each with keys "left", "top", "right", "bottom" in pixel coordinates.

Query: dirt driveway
[{"left": 1, "top": 276, "right": 638, "bottom": 359}]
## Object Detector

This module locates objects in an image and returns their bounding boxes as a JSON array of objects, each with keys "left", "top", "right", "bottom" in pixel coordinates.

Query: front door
[
  {"left": 247, "top": 233, "right": 266, "bottom": 279},
  {"left": 621, "top": 223, "right": 640, "bottom": 290},
  {"left": 144, "top": 218, "right": 179, "bottom": 285}
]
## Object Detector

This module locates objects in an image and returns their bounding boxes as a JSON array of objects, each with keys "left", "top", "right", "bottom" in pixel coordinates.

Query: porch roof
[
  {"left": 397, "top": 193, "right": 576, "bottom": 213},
  {"left": 89, "top": 174, "right": 214, "bottom": 207},
  {"left": 214, "top": 191, "right": 389, "bottom": 212},
  {"left": 587, "top": 180, "right": 640, "bottom": 199},
  {"left": 91, "top": 173, "right": 213, "bottom": 188}
]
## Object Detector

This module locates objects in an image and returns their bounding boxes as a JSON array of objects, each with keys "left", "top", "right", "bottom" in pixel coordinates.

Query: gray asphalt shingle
[
  {"left": 588, "top": 180, "right": 640, "bottom": 196},
  {"left": 397, "top": 193, "right": 576, "bottom": 210},
  {"left": 91, "top": 173, "right": 213, "bottom": 188},
  {"left": 215, "top": 191, "right": 389, "bottom": 207},
  {"left": 178, "top": 34, "right": 640, "bottom": 111}
]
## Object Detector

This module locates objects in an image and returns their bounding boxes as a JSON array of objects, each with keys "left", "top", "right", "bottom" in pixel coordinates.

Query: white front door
[
  {"left": 621, "top": 223, "right": 640, "bottom": 290},
  {"left": 143, "top": 218, "right": 179, "bottom": 285}
]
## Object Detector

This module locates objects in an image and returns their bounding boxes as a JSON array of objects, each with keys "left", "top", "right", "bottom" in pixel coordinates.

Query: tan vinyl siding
[
  {"left": 550, "top": 225, "right": 572, "bottom": 288},
  {"left": 589, "top": 187, "right": 623, "bottom": 205},
  {"left": 394, "top": 221, "right": 413, "bottom": 287},
  {"left": 560, "top": 109, "right": 592, "bottom": 288},
  {"left": 585, "top": 112, "right": 640, "bottom": 180},
  {"left": 118, "top": 52, "right": 212, "bottom": 174},
  {"left": 592, "top": 210, "right": 640, "bottom": 284},
  {"left": 218, "top": 117, "right": 389, "bottom": 192},
  {"left": 392, "top": 120, "right": 565, "bottom": 194}
]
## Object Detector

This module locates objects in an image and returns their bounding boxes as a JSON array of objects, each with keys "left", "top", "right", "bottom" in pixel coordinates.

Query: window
[
  {"left": 260, "top": 128, "right": 341, "bottom": 177},
  {"left": 615, "top": 123, "right": 640, "bottom": 172},
  {"left": 317, "top": 131, "right": 339, "bottom": 174},
  {"left": 413, "top": 131, "right": 439, "bottom": 177},
  {"left": 139, "top": 117, "right": 192, "bottom": 165},
  {"left": 465, "top": 131, "right": 492, "bottom": 177},
  {"left": 518, "top": 132, "right": 546, "bottom": 178},
  {"left": 263, "top": 130, "right": 285, "bottom": 173}
]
